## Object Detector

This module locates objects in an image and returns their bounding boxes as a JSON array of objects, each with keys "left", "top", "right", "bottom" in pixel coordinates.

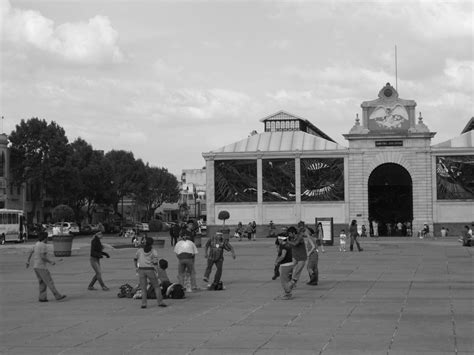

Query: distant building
[
  {"left": 203, "top": 83, "right": 474, "bottom": 237},
  {"left": 180, "top": 169, "right": 207, "bottom": 220}
]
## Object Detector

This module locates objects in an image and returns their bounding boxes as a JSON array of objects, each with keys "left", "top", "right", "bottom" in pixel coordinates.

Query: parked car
[
  {"left": 52, "top": 222, "right": 80, "bottom": 236},
  {"left": 27, "top": 223, "right": 44, "bottom": 239},
  {"left": 135, "top": 223, "right": 149, "bottom": 232},
  {"left": 80, "top": 224, "right": 100, "bottom": 235}
]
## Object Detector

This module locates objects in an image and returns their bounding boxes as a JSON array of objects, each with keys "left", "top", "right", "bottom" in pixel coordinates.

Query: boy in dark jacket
[{"left": 88, "top": 232, "right": 110, "bottom": 291}]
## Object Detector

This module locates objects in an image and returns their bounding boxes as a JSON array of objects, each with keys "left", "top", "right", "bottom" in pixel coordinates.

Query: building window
[
  {"left": 266, "top": 122, "right": 271, "bottom": 131},
  {"left": 285, "top": 121, "right": 290, "bottom": 130},
  {"left": 262, "top": 159, "right": 295, "bottom": 201},
  {"left": 301, "top": 158, "right": 345, "bottom": 201},
  {"left": 436, "top": 156, "right": 474, "bottom": 200},
  {"left": 215, "top": 160, "right": 257, "bottom": 203},
  {"left": 276, "top": 121, "right": 281, "bottom": 130},
  {"left": 290, "top": 121, "right": 295, "bottom": 130},
  {"left": 271, "top": 121, "right": 275, "bottom": 131}
]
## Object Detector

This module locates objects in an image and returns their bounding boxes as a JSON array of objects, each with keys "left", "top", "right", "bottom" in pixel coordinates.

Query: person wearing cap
[
  {"left": 180, "top": 220, "right": 196, "bottom": 243},
  {"left": 88, "top": 232, "right": 110, "bottom": 291},
  {"left": 272, "top": 235, "right": 292, "bottom": 280},
  {"left": 204, "top": 232, "right": 236, "bottom": 289}
]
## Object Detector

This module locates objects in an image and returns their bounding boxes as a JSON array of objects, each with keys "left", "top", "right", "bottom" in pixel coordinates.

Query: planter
[
  {"left": 52, "top": 235, "right": 74, "bottom": 257},
  {"left": 155, "top": 239, "right": 165, "bottom": 248}
]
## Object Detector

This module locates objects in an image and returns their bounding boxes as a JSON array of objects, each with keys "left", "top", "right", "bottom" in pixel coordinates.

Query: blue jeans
[
  {"left": 280, "top": 262, "right": 294, "bottom": 297},
  {"left": 291, "top": 259, "right": 306, "bottom": 282},
  {"left": 89, "top": 257, "right": 106, "bottom": 288},
  {"left": 138, "top": 268, "right": 163, "bottom": 306},
  {"left": 177, "top": 258, "right": 197, "bottom": 288}
]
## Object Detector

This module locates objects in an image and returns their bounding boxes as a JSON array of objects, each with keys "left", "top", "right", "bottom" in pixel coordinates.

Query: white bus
[{"left": 0, "top": 209, "right": 27, "bottom": 244}]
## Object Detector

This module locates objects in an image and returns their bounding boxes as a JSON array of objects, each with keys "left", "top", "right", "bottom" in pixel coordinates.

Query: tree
[
  {"left": 69, "top": 138, "right": 115, "bottom": 222},
  {"left": 104, "top": 150, "right": 147, "bottom": 221},
  {"left": 137, "top": 166, "right": 180, "bottom": 220},
  {"left": 52, "top": 204, "right": 75, "bottom": 223},
  {"left": 9, "top": 118, "right": 72, "bottom": 222}
]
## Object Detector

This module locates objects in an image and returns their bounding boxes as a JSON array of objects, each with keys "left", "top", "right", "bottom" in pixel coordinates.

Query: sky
[{"left": 1, "top": 0, "right": 473, "bottom": 176}]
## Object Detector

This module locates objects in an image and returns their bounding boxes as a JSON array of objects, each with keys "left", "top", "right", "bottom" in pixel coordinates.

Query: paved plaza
[{"left": 0, "top": 234, "right": 472, "bottom": 355}]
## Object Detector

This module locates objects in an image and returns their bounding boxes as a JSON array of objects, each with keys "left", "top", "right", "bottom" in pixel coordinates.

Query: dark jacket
[{"left": 90, "top": 236, "right": 109, "bottom": 259}]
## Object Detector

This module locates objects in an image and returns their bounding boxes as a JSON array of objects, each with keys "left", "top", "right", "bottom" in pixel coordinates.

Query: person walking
[
  {"left": 339, "top": 229, "right": 347, "bottom": 252},
  {"left": 305, "top": 229, "right": 318, "bottom": 286},
  {"left": 88, "top": 232, "right": 110, "bottom": 291},
  {"left": 25, "top": 232, "right": 66, "bottom": 302},
  {"left": 133, "top": 237, "right": 167, "bottom": 308},
  {"left": 180, "top": 220, "right": 196, "bottom": 243},
  {"left": 372, "top": 220, "right": 379, "bottom": 239},
  {"left": 174, "top": 234, "right": 199, "bottom": 291},
  {"left": 203, "top": 232, "right": 236, "bottom": 289},
  {"left": 349, "top": 220, "right": 363, "bottom": 252}
]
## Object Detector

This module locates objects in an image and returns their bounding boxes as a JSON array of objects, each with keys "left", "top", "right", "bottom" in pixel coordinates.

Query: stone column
[
  {"left": 203, "top": 154, "right": 215, "bottom": 225},
  {"left": 257, "top": 155, "right": 263, "bottom": 224},
  {"left": 295, "top": 152, "right": 301, "bottom": 221}
]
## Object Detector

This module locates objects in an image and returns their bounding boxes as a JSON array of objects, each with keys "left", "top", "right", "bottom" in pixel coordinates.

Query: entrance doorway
[{"left": 368, "top": 163, "right": 413, "bottom": 236}]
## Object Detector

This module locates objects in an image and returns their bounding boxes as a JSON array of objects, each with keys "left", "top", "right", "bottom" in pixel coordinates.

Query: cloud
[
  {"left": 443, "top": 59, "right": 474, "bottom": 89},
  {"left": 1, "top": 0, "right": 124, "bottom": 65},
  {"left": 270, "top": 39, "right": 290, "bottom": 50}
]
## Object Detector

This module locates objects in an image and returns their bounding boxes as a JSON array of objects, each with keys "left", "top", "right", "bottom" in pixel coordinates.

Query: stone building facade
[{"left": 203, "top": 83, "right": 473, "bottom": 237}]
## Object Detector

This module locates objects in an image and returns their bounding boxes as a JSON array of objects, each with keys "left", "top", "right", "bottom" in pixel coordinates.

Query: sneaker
[
  {"left": 88, "top": 286, "right": 96, "bottom": 291},
  {"left": 56, "top": 295, "right": 66, "bottom": 301},
  {"left": 102, "top": 286, "right": 110, "bottom": 291},
  {"left": 203, "top": 277, "right": 209, "bottom": 283},
  {"left": 192, "top": 287, "right": 201, "bottom": 291},
  {"left": 276, "top": 294, "right": 293, "bottom": 300},
  {"left": 141, "top": 305, "right": 147, "bottom": 309},
  {"left": 158, "top": 303, "right": 167, "bottom": 308},
  {"left": 39, "top": 299, "right": 48, "bottom": 302}
]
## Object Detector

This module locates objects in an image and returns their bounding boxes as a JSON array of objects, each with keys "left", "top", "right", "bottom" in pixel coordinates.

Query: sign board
[
  {"left": 375, "top": 140, "right": 403, "bottom": 147},
  {"left": 315, "top": 217, "right": 334, "bottom": 246}
]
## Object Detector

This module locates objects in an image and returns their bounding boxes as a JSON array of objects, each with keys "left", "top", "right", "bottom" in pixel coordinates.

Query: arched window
[
  {"left": 271, "top": 121, "right": 276, "bottom": 131},
  {"left": 276, "top": 121, "right": 281, "bottom": 130}
]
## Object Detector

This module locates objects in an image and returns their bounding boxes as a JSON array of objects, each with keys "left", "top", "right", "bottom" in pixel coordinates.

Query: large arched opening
[{"left": 368, "top": 163, "right": 413, "bottom": 236}]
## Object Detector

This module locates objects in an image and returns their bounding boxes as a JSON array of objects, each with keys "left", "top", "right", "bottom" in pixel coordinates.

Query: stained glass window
[
  {"left": 262, "top": 159, "right": 295, "bottom": 201},
  {"left": 436, "top": 156, "right": 474, "bottom": 200},
  {"left": 301, "top": 158, "right": 344, "bottom": 201},
  {"left": 215, "top": 160, "right": 257, "bottom": 202}
]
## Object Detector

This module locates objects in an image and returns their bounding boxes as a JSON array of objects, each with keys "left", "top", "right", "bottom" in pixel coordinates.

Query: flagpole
[{"left": 395, "top": 45, "right": 398, "bottom": 92}]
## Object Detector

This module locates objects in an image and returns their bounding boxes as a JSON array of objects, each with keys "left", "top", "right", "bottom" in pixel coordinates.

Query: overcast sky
[{"left": 1, "top": 0, "right": 472, "bottom": 176}]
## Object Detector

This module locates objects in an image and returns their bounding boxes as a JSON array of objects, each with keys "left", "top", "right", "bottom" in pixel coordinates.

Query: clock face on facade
[{"left": 383, "top": 88, "right": 393, "bottom": 97}]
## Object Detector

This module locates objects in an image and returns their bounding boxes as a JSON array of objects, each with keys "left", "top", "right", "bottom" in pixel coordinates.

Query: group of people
[
  {"left": 233, "top": 221, "right": 257, "bottom": 241},
  {"left": 25, "top": 226, "right": 236, "bottom": 308}
]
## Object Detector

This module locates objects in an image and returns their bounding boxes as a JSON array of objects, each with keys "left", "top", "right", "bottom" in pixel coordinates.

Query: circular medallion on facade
[{"left": 383, "top": 88, "right": 393, "bottom": 97}]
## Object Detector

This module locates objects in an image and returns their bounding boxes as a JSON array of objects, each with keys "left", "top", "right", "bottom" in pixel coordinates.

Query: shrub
[{"left": 218, "top": 210, "right": 230, "bottom": 225}]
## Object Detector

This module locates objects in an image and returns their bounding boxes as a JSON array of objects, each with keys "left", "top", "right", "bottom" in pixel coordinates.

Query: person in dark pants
[
  {"left": 180, "top": 220, "right": 196, "bottom": 243},
  {"left": 169, "top": 223, "right": 180, "bottom": 246},
  {"left": 273, "top": 235, "right": 292, "bottom": 280},
  {"left": 88, "top": 232, "right": 110, "bottom": 291},
  {"left": 26, "top": 232, "right": 66, "bottom": 302},
  {"left": 349, "top": 220, "right": 363, "bottom": 252},
  {"left": 203, "top": 232, "right": 236, "bottom": 289}
]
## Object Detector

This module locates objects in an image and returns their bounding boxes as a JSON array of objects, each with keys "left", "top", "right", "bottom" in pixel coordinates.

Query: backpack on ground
[
  {"left": 166, "top": 283, "right": 185, "bottom": 299},
  {"left": 117, "top": 283, "right": 134, "bottom": 298}
]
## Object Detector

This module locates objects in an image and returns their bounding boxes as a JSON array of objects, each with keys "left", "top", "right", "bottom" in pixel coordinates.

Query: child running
[{"left": 339, "top": 229, "right": 347, "bottom": 252}]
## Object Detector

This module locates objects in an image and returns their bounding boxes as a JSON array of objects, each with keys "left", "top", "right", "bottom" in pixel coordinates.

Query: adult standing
[
  {"left": 169, "top": 222, "right": 180, "bottom": 246},
  {"left": 180, "top": 220, "right": 196, "bottom": 243},
  {"left": 286, "top": 226, "right": 307, "bottom": 290},
  {"left": 174, "top": 234, "right": 199, "bottom": 291},
  {"left": 305, "top": 228, "right": 318, "bottom": 286},
  {"left": 372, "top": 220, "right": 379, "bottom": 239},
  {"left": 133, "top": 237, "right": 167, "bottom": 308},
  {"left": 26, "top": 232, "right": 66, "bottom": 302},
  {"left": 204, "top": 232, "right": 236, "bottom": 289},
  {"left": 272, "top": 235, "right": 292, "bottom": 280},
  {"left": 251, "top": 221, "right": 257, "bottom": 241},
  {"left": 349, "top": 220, "right": 363, "bottom": 252},
  {"left": 315, "top": 222, "right": 325, "bottom": 252},
  {"left": 88, "top": 232, "right": 110, "bottom": 291}
]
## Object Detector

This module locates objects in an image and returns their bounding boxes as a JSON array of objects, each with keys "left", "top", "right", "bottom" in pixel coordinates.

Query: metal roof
[
  {"left": 432, "top": 130, "right": 474, "bottom": 149},
  {"left": 210, "top": 131, "right": 347, "bottom": 154}
]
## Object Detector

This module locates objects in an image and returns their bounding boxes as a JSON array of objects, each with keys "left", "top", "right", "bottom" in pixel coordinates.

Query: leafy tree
[
  {"left": 105, "top": 150, "right": 147, "bottom": 220},
  {"left": 69, "top": 138, "right": 115, "bottom": 222},
  {"left": 9, "top": 118, "right": 72, "bottom": 221},
  {"left": 52, "top": 204, "right": 75, "bottom": 222},
  {"left": 137, "top": 166, "right": 180, "bottom": 220}
]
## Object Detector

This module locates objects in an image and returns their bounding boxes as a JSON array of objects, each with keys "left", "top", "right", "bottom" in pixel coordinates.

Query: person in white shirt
[{"left": 174, "top": 235, "right": 199, "bottom": 291}]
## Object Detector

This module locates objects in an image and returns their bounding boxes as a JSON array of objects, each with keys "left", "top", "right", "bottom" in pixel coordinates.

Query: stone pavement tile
[
  {"left": 337, "top": 320, "right": 395, "bottom": 335},
  {"left": 190, "top": 349, "right": 254, "bottom": 355},
  {"left": 260, "top": 329, "right": 330, "bottom": 351},
  {"left": 4, "top": 346, "right": 71, "bottom": 355},
  {"left": 137, "top": 331, "right": 211, "bottom": 348},
  {"left": 456, "top": 335, "right": 474, "bottom": 352},
  {"left": 390, "top": 333, "right": 455, "bottom": 352},
  {"left": 255, "top": 349, "right": 320, "bottom": 355},
  {"left": 389, "top": 351, "right": 459, "bottom": 355},
  {"left": 323, "top": 332, "right": 392, "bottom": 353}
]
